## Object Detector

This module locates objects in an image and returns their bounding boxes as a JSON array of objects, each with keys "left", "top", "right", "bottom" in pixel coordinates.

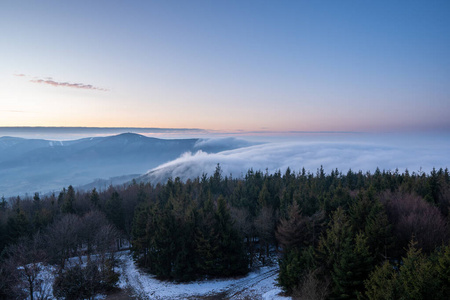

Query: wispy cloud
[
  {"left": 13, "top": 73, "right": 108, "bottom": 91},
  {"left": 30, "top": 78, "right": 108, "bottom": 91}
]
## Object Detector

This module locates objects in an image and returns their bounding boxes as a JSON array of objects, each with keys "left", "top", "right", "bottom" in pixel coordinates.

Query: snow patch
[
  {"left": 117, "top": 252, "right": 290, "bottom": 300},
  {"left": 24, "top": 251, "right": 290, "bottom": 300}
]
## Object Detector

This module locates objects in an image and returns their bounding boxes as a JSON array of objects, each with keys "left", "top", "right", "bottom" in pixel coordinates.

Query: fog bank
[{"left": 143, "top": 138, "right": 450, "bottom": 183}]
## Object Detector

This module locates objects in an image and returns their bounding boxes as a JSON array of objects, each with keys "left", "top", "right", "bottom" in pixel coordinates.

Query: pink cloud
[
  {"left": 30, "top": 78, "right": 108, "bottom": 91},
  {"left": 14, "top": 73, "right": 108, "bottom": 91}
]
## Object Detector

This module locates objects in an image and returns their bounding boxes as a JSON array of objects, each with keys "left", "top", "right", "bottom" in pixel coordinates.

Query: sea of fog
[
  {"left": 1, "top": 127, "right": 449, "bottom": 197},
  {"left": 143, "top": 131, "right": 450, "bottom": 183}
]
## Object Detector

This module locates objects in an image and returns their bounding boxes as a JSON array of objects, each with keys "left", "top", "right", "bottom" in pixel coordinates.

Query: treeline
[{"left": 0, "top": 166, "right": 449, "bottom": 299}]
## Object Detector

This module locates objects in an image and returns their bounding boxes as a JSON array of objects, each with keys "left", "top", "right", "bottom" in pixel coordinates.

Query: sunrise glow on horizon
[{"left": 1, "top": 1, "right": 449, "bottom": 133}]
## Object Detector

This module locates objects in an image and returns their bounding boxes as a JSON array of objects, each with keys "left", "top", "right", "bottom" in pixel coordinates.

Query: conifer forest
[{"left": 1, "top": 166, "right": 449, "bottom": 299}]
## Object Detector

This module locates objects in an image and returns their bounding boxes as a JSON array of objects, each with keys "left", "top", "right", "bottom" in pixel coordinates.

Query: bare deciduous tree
[
  {"left": 95, "top": 224, "right": 120, "bottom": 270},
  {"left": 380, "top": 191, "right": 449, "bottom": 254},
  {"left": 78, "top": 210, "right": 109, "bottom": 262},
  {"left": 254, "top": 206, "right": 275, "bottom": 264},
  {"left": 4, "top": 234, "right": 51, "bottom": 300},
  {"left": 45, "top": 214, "right": 81, "bottom": 270}
]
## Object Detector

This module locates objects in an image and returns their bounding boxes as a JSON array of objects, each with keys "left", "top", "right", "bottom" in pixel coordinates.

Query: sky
[{"left": 1, "top": 1, "right": 449, "bottom": 133}]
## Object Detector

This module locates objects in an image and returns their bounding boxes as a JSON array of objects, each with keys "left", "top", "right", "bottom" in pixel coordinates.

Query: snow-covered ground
[
  {"left": 117, "top": 252, "right": 291, "bottom": 300},
  {"left": 27, "top": 251, "right": 290, "bottom": 300},
  {"left": 27, "top": 263, "right": 106, "bottom": 300}
]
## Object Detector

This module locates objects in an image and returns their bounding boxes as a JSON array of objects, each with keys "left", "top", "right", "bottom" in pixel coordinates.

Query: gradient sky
[{"left": 1, "top": 1, "right": 449, "bottom": 133}]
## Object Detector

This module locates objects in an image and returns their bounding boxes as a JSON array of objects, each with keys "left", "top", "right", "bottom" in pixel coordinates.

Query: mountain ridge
[{"left": 0, "top": 133, "right": 251, "bottom": 197}]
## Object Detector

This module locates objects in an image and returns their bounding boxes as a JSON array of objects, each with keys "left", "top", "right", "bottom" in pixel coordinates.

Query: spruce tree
[
  {"left": 0, "top": 196, "right": 7, "bottom": 211},
  {"left": 364, "top": 201, "right": 393, "bottom": 262},
  {"left": 131, "top": 204, "right": 151, "bottom": 266},
  {"left": 331, "top": 233, "right": 373, "bottom": 299},
  {"left": 213, "top": 196, "right": 248, "bottom": 276},
  {"left": 435, "top": 244, "right": 450, "bottom": 298},
  {"left": 364, "top": 261, "right": 399, "bottom": 300},
  {"left": 277, "top": 246, "right": 317, "bottom": 293},
  {"left": 105, "top": 191, "right": 124, "bottom": 232},
  {"left": 151, "top": 206, "right": 177, "bottom": 278},
  {"left": 195, "top": 195, "right": 219, "bottom": 277},
  {"left": 6, "top": 208, "right": 30, "bottom": 245},
  {"left": 172, "top": 206, "right": 197, "bottom": 281},
  {"left": 90, "top": 188, "right": 100, "bottom": 208},
  {"left": 61, "top": 185, "right": 75, "bottom": 214},
  {"left": 397, "top": 240, "right": 438, "bottom": 300},
  {"left": 318, "top": 207, "right": 352, "bottom": 271}
]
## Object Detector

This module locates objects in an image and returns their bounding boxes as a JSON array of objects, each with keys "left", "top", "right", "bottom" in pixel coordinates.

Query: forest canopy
[{"left": 0, "top": 166, "right": 449, "bottom": 299}]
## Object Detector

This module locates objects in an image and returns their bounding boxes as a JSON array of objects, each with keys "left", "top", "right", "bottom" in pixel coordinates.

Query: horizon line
[{"left": 0, "top": 126, "right": 362, "bottom": 134}]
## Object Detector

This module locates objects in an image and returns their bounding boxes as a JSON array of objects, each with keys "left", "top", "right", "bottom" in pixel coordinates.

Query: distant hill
[{"left": 0, "top": 133, "right": 252, "bottom": 197}]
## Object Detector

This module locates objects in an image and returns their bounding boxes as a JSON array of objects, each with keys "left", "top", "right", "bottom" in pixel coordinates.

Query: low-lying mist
[{"left": 142, "top": 133, "right": 450, "bottom": 183}]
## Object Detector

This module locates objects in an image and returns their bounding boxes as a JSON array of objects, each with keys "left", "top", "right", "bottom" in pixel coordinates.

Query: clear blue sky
[{"left": 1, "top": 0, "right": 449, "bottom": 132}]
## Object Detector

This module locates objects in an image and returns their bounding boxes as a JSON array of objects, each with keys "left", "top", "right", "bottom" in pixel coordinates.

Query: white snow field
[{"left": 116, "top": 252, "right": 291, "bottom": 300}]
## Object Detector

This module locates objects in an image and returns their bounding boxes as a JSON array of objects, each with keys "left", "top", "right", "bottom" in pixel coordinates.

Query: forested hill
[
  {"left": 0, "top": 133, "right": 251, "bottom": 197},
  {"left": 0, "top": 166, "right": 449, "bottom": 299}
]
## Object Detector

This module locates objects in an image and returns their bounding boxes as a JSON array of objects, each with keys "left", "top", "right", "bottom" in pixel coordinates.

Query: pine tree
[
  {"left": 195, "top": 194, "right": 219, "bottom": 277},
  {"left": 195, "top": 225, "right": 218, "bottom": 276},
  {"left": 435, "top": 244, "right": 450, "bottom": 298},
  {"left": 277, "top": 246, "right": 317, "bottom": 293},
  {"left": 349, "top": 193, "right": 373, "bottom": 233},
  {"left": 0, "top": 196, "right": 7, "bottom": 211},
  {"left": 210, "top": 164, "right": 223, "bottom": 195},
  {"left": 0, "top": 222, "right": 5, "bottom": 254},
  {"left": 276, "top": 202, "right": 320, "bottom": 251},
  {"left": 349, "top": 194, "right": 393, "bottom": 262},
  {"left": 105, "top": 191, "right": 125, "bottom": 232},
  {"left": 366, "top": 239, "right": 443, "bottom": 300},
  {"left": 277, "top": 249, "right": 304, "bottom": 293},
  {"left": 258, "top": 183, "right": 270, "bottom": 208},
  {"left": 318, "top": 207, "right": 352, "bottom": 271},
  {"left": 90, "top": 188, "right": 100, "bottom": 208},
  {"left": 61, "top": 185, "right": 75, "bottom": 214},
  {"left": 131, "top": 204, "right": 151, "bottom": 266},
  {"left": 331, "top": 233, "right": 373, "bottom": 299},
  {"left": 364, "top": 261, "right": 399, "bottom": 300},
  {"left": 151, "top": 206, "right": 177, "bottom": 278},
  {"left": 364, "top": 201, "right": 393, "bottom": 262},
  {"left": 213, "top": 196, "right": 248, "bottom": 276},
  {"left": 32, "top": 193, "right": 40, "bottom": 209},
  {"left": 172, "top": 206, "right": 197, "bottom": 281},
  {"left": 6, "top": 208, "right": 30, "bottom": 245},
  {"left": 397, "top": 240, "right": 438, "bottom": 300}
]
